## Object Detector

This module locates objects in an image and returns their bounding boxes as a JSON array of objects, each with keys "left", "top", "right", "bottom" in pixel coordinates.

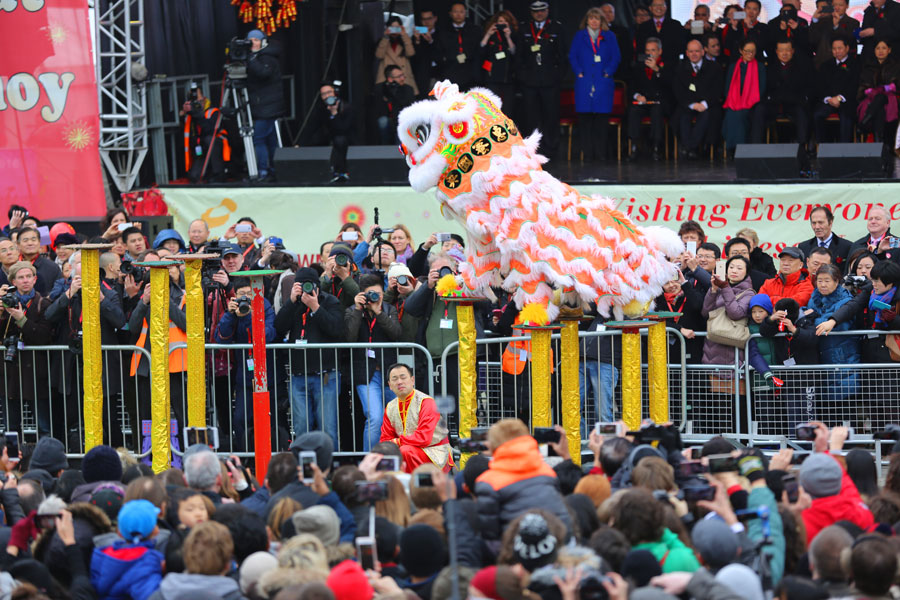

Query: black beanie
[
  {"left": 399, "top": 524, "right": 447, "bottom": 577},
  {"left": 81, "top": 445, "right": 123, "bottom": 484},
  {"left": 621, "top": 549, "right": 662, "bottom": 588},
  {"left": 294, "top": 267, "right": 320, "bottom": 285}
]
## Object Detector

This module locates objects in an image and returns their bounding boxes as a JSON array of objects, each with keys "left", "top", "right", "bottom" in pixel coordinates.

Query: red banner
[{"left": 0, "top": 0, "right": 106, "bottom": 220}]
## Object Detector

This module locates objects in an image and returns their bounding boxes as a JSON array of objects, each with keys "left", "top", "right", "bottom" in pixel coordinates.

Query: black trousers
[
  {"left": 331, "top": 135, "right": 349, "bottom": 174},
  {"left": 187, "top": 136, "right": 225, "bottom": 182},
  {"left": 765, "top": 100, "right": 810, "bottom": 144},
  {"left": 860, "top": 94, "right": 889, "bottom": 141},
  {"left": 677, "top": 107, "right": 711, "bottom": 152},
  {"left": 577, "top": 113, "right": 610, "bottom": 161},
  {"left": 813, "top": 101, "right": 855, "bottom": 143},
  {"left": 522, "top": 85, "right": 561, "bottom": 159},
  {"left": 627, "top": 104, "right": 664, "bottom": 147}
]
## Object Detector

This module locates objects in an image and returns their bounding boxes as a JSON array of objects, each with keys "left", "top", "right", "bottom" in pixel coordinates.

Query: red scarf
[
  {"left": 644, "top": 60, "right": 662, "bottom": 79},
  {"left": 723, "top": 58, "right": 760, "bottom": 110}
]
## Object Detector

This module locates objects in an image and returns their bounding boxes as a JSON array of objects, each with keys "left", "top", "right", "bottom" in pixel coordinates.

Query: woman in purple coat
[
  {"left": 569, "top": 7, "right": 620, "bottom": 161},
  {"left": 701, "top": 255, "right": 754, "bottom": 366}
]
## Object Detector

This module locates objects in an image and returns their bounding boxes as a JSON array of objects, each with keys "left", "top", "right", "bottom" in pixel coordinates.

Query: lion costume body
[{"left": 398, "top": 81, "right": 682, "bottom": 323}]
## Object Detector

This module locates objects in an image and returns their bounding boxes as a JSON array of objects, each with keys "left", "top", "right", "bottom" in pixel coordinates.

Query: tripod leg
[{"left": 235, "top": 87, "right": 258, "bottom": 178}]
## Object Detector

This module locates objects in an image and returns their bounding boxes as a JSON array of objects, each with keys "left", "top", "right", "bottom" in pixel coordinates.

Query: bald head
[{"left": 686, "top": 39, "right": 704, "bottom": 62}]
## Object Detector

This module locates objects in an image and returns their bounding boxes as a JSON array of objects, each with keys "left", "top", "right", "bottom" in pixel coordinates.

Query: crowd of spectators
[
  {"left": 1, "top": 417, "right": 900, "bottom": 600},
  {"left": 2, "top": 197, "right": 900, "bottom": 451},
  {"left": 338, "top": 0, "right": 900, "bottom": 171}
]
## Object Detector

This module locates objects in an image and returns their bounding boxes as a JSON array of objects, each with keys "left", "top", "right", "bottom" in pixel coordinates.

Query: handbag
[
  {"left": 706, "top": 289, "right": 753, "bottom": 348},
  {"left": 886, "top": 334, "right": 900, "bottom": 361}
]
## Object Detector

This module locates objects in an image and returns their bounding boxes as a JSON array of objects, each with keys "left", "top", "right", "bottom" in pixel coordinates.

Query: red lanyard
[
  {"left": 457, "top": 30, "right": 464, "bottom": 54},
  {"left": 531, "top": 22, "right": 545, "bottom": 42},
  {"left": 590, "top": 34, "right": 603, "bottom": 55},
  {"left": 495, "top": 31, "right": 504, "bottom": 46},
  {"left": 299, "top": 311, "right": 308, "bottom": 340},
  {"left": 241, "top": 244, "right": 254, "bottom": 259},
  {"left": 397, "top": 300, "right": 405, "bottom": 322},
  {"left": 666, "top": 296, "right": 685, "bottom": 321},
  {"left": 443, "top": 301, "right": 449, "bottom": 319},
  {"left": 366, "top": 315, "right": 377, "bottom": 343}
]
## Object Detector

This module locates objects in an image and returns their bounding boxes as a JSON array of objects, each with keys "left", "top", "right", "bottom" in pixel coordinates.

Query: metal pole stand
[{"left": 230, "top": 269, "right": 281, "bottom": 480}]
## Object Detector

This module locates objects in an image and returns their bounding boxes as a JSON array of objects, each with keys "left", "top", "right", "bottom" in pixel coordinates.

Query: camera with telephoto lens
[
  {"left": 364, "top": 291, "right": 380, "bottom": 304},
  {"left": 334, "top": 253, "right": 350, "bottom": 267},
  {"left": 69, "top": 331, "right": 83, "bottom": 355},
  {"left": 235, "top": 296, "right": 252, "bottom": 316},
  {"left": 301, "top": 281, "right": 318, "bottom": 295},
  {"left": 0, "top": 295, "right": 18, "bottom": 310},
  {"left": 529, "top": 566, "right": 610, "bottom": 600},
  {"left": 120, "top": 260, "right": 148, "bottom": 285},
  {"left": 3, "top": 336, "right": 18, "bottom": 363},
  {"left": 396, "top": 275, "right": 410, "bottom": 286},
  {"left": 438, "top": 266, "right": 454, "bottom": 278},
  {"left": 187, "top": 84, "right": 203, "bottom": 114},
  {"left": 384, "top": 81, "right": 400, "bottom": 98}
]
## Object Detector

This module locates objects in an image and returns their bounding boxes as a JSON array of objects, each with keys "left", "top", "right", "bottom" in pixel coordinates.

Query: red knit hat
[
  {"left": 470, "top": 566, "right": 501, "bottom": 600},
  {"left": 326, "top": 560, "right": 374, "bottom": 600}
]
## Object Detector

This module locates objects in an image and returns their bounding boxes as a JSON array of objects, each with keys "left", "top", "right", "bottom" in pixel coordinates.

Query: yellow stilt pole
[
  {"left": 456, "top": 303, "right": 477, "bottom": 442},
  {"left": 176, "top": 255, "right": 216, "bottom": 428},
  {"left": 72, "top": 244, "right": 111, "bottom": 450},
  {"left": 647, "top": 320, "right": 670, "bottom": 424},
  {"left": 560, "top": 320, "right": 581, "bottom": 465},
  {"left": 607, "top": 320, "right": 652, "bottom": 431},
  {"left": 529, "top": 328, "right": 552, "bottom": 429}
]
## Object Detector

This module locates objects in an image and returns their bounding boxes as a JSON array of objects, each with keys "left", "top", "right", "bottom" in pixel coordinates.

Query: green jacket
[
  {"left": 633, "top": 528, "right": 700, "bottom": 573},
  {"left": 746, "top": 484, "right": 785, "bottom": 586},
  {"left": 383, "top": 287, "right": 420, "bottom": 344},
  {"left": 749, "top": 322, "right": 777, "bottom": 369},
  {"left": 320, "top": 274, "right": 359, "bottom": 310}
]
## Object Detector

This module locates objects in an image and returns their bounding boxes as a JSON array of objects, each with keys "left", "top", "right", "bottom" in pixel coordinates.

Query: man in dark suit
[
  {"left": 813, "top": 34, "right": 861, "bottom": 143},
  {"left": 702, "top": 32, "right": 727, "bottom": 155},
  {"left": 627, "top": 38, "right": 672, "bottom": 161},
  {"left": 734, "top": 0, "right": 772, "bottom": 59},
  {"left": 434, "top": 2, "right": 481, "bottom": 90},
  {"left": 673, "top": 40, "right": 723, "bottom": 158},
  {"left": 859, "top": 0, "right": 900, "bottom": 60},
  {"left": 764, "top": 38, "right": 811, "bottom": 148},
  {"left": 517, "top": 0, "right": 568, "bottom": 161},
  {"left": 768, "top": 2, "right": 810, "bottom": 58},
  {"left": 635, "top": 0, "right": 686, "bottom": 66},
  {"left": 684, "top": 4, "right": 716, "bottom": 45},
  {"left": 810, "top": 0, "right": 860, "bottom": 68},
  {"left": 797, "top": 206, "right": 855, "bottom": 271},
  {"left": 412, "top": 9, "right": 440, "bottom": 98},
  {"left": 601, "top": 3, "right": 633, "bottom": 80}
]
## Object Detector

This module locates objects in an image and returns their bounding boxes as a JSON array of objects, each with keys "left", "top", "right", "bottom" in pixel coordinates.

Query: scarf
[
  {"left": 588, "top": 27, "right": 600, "bottom": 41},
  {"left": 870, "top": 287, "right": 897, "bottom": 324},
  {"left": 723, "top": 58, "right": 760, "bottom": 111},
  {"left": 806, "top": 286, "right": 853, "bottom": 326},
  {"left": 14, "top": 289, "right": 36, "bottom": 306},
  {"left": 663, "top": 291, "right": 682, "bottom": 305}
]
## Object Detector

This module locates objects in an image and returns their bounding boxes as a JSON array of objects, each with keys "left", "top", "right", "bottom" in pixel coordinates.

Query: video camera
[
  {"left": 224, "top": 37, "right": 252, "bottom": 80},
  {"left": 200, "top": 239, "right": 226, "bottom": 289},
  {"left": 187, "top": 83, "right": 203, "bottom": 114},
  {"left": 454, "top": 426, "right": 489, "bottom": 453}
]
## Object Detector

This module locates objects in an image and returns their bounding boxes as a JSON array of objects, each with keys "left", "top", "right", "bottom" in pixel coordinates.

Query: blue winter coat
[
  {"left": 569, "top": 29, "right": 620, "bottom": 113},
  {"left": 805, "top": 287, "right": 860, "bottom": 364},
  {"left": 90, "top": 540, "right": 164, "bottom": 600}
]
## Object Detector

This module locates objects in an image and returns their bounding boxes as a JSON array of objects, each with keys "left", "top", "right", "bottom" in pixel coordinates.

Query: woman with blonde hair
[
  {"left": 375, "top": 475, "right": 410, "bottom": 527},
  {"left": 389, "top": 224, "right": 414, "bottom": 264},
  {"left": 569, "top": 7, "right": 620, "bottom": 161}
]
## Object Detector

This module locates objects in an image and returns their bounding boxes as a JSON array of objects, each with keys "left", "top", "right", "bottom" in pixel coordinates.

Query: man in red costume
[{"left": 380, "top": 363, "right": 452, "bottom": 473}]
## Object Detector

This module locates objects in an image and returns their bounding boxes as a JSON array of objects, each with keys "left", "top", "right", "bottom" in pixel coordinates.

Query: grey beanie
[
  {"left": 692, "top": 518, "right": 739, "bottom": 569},
  {"left": 799, "top": 453, "right": 843, "bottom": 499},
  {"left": 291, "top": 505, "right": 340, "bottom": 546}
]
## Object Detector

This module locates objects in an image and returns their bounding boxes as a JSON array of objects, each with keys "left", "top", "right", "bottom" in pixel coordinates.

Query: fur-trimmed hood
[{"left": 33, "top": 502, "right": 114, "bottom": 585}]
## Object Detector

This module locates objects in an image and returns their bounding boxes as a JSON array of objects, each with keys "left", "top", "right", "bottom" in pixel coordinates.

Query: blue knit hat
[{"left": 749, "top": 293, "right": 773, "bottom": 315}]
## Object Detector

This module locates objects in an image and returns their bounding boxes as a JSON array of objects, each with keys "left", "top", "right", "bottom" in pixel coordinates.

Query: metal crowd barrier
[{"left": 3, "top": 329, "right": 900, "bottom": 459}]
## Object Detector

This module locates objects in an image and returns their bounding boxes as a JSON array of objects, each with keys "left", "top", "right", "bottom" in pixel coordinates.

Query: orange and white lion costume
[{"left": 398, "top": 81, "right": 683, "bottom": 324}]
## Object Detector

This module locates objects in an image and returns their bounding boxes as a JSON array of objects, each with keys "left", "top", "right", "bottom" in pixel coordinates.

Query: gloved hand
[
  {"left": 737, "top": 451, "right": 766, "bottom": 483},
  {"left": 8, "top": 511, "right": 38, "bottom": 552},
  {"left": 886, "top": 83, "right": 897, "bottom": 94},
  {"left": 882, "top": 309, "right": 897, "bottom": 322},
  {"left": 764, "top": 372, "right": 784, "bottom": 389}
]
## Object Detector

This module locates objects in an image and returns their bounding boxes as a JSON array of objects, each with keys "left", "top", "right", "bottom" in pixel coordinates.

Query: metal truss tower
[{"left": 94, "top": 0, "right": 147, "bottom": 192}]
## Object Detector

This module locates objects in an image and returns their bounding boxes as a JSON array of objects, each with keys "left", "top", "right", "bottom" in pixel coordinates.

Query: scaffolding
[{"left": 94, "top": 0, "right": 148, "bottom": 193}]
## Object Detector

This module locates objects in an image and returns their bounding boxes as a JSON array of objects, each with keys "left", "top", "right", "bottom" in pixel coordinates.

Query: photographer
[
  {"left": 321, "top": 244, "right": 360, "bottom": 310},
  {"left": 17, "top": 227, "right": 62, "bottom": 297},
  {"left": 384, "top": 262, "right": 420, "bottom": 343},
  {"left": 222, "top": 217, "right": 261, "bottom": 267},
  {"left": 374, "top": 65, "right": 416, "bottom": 145},
  {"left": 180, "top": 85, "right": 227, "bottom": 183},
  {"left": 246, "top": 30, "right": 284, "bottom": 182},
  {"left": 345, "top": 274, "right": 402, "bottom": 451},
  {"left": 214, "top": 281, "right": 275, "bottom": 450},
  {"left": 0, "top": 262, "right": 53, "bottom": 437},
  {"left": 274, "top": 268, "right": 345, "bottom": 445},
  {"left": 46, "top": 252, "right": 126, "bottom": 447},
  {"left": 304, "top": 83, "right": 353, "bottom": 184}
]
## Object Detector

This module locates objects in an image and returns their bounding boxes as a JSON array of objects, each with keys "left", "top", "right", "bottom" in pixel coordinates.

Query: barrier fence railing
[{"left": 2, "top": 330, "right": 899, "bottom": 459}]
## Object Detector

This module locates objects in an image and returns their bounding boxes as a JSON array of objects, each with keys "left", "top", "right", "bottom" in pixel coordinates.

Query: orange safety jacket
[
  {"left": 501, "top": 335, "right": 555, "bottom": 375},
  {"left": 129, "top": 296, "right": 187, "bottom": 376},
  {"left": 184, "top": 107, "right": 231, "bottom": 171}
]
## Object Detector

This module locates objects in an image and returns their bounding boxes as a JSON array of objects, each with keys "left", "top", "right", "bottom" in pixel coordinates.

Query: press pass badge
[
  {"left": 594, "top": 55, "right": 601, "bottom": 62},
  {"left": 783, "top": 357, "right": 796, "bottom": 367},
  {"left": 247, "top": 358, "right": 254, "bottom": 371},
  {"left": 531, "top": 44, "right": 541, "bottom": 52},
  {"left": 495, "top": 51, "right": 506, "bottom": 60},
  {"left": 440, "top": 318, "right": 453, "bottom": 329},
  {"left": 689, "top": 83, "right": 697, "bottom": 92},
  {"left": 366, "top": 349, "right": 376, "bottom": 358},
  {"left": 519, "top": 350, "right": 528, "bottom": 361},
  {"left": 195, "top": 145, "right": 202, "bottom": 156},
  {"left": 457, "top": 53, "right": 467, "bottom": 63}
]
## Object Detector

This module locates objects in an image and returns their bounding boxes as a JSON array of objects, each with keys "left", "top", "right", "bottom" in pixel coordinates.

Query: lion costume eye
[{"left": 415, "top": 124, "right": 430, "bottom": 145}]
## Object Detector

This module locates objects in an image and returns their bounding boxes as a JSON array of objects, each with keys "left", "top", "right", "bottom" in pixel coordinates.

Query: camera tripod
[{"left": 221, "top": 76, "right": 259, "bottom": 179}]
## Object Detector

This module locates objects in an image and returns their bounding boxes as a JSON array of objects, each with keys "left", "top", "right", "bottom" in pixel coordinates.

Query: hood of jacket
[
  {"left": 476, "top": 436, "right": 556, "bottom": 491},
  {"left": 157, "top": 572, "right": 241, "bottom": 599}
]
